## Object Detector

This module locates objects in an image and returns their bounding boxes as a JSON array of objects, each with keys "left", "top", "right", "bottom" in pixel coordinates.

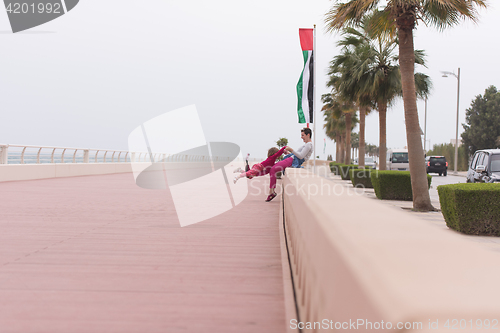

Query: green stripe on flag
[{"left": 296, "top": 50, "right": 309, "bottom": 123}]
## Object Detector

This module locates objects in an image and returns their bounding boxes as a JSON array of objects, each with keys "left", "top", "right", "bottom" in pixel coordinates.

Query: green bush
[
  {"left": 329, "top": 162, "right": 350, "bottom": 175},
  {"left": 329, "top": 162, "right": 338, "bottom": 174},
  {"left": 339, "top": 164, "right": 359, "bottom": 180},
  {"left": 349, "top": 169, "right": 373, "bottom": 188},
  {"left": 438, "top": 183, "right": 500, "bottom": 236},
  {"left": 371, "top": 171, "right": 432, "bottom": 200},
  {"left": 329, "top": 162, "right": 343, "bottom": 175}
]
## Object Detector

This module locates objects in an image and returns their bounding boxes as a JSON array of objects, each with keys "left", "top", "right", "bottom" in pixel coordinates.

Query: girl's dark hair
[
  {"left": 302, "top": 127, "right": 312, "bottom": 138},
  {"left": 268, "top": 147, "right": 279, "bottom": 157}
]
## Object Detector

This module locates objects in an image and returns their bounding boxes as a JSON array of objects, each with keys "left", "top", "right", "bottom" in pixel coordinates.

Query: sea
[{"left": 6, "top": 152, "right": 130, "bottom": 164}]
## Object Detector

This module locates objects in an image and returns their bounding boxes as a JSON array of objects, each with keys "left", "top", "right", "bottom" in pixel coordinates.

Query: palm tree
[
  {"left": 357, "top": 104, "right": 372, "bottom": 167},
  {"left": 329, "top": 28, "right": 374, "bottom": 168},
  {"left": 325, "top": 1, "right": 486, "bottom": 210},
  {"left": 323, "top": 93, "right": 347, "bottom": 163},
  {"left": 365, "top": 32, "right": 401, "bottom": 171},
  {"left": 324, "top": 114, "right": 345, "bottom": 163},
  {"left": 322, "top": 94, "right": 343, "bottom": 162},
  {"left": 331, "top": 23, "right": 399, "bottom": 171},
  {"left": 330, "top": 20, "right": 430, "bottom": 171},
  {"left": 342, "top": 104, "right": 357, "bottom": 165},
  {"left": 327, "top": 45, "right": 368, "bottom": 165},
  {"left": 323, "top": 111, "right": 343, "bottom": 162},
  {"left": 322, "top": 93, "right": 358, "bottom": 163},
  {"left": 351, "top": 132, "right": 360, "bottom": 160},
  {"left": 366, "top": 143, "right": 379, "bottom": 158}
]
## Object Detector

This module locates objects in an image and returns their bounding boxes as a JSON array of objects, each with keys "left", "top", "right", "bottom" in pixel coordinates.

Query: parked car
[
  {"left": 352, "top": 156, "right": 377, "bottom": 169},
  {"left": 466, "top": 149, "right": 500, "bottom": 183},
  {"left": 425, "top": 155, "right": 448, "bottom": 176},
  {"left": 364, "top": 157, "right": 377, "bottom": 169},
  {"left": 386, "top": 149, "right": 409, "bottom": 171}
]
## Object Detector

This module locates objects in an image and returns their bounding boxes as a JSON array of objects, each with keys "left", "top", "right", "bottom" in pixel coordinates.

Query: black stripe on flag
[{"left": 307, "top": 51, "right": 314, "bottom": 123}]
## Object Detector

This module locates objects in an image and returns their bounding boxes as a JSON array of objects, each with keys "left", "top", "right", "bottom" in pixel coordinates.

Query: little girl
[{"left": 234, "top": 146, "right": 287, "bottom": 184}]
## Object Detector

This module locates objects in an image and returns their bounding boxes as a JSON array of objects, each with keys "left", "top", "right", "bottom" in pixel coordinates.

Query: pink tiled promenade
[{"left": 0, "top": 173, "right": 286, "bottom": 333}]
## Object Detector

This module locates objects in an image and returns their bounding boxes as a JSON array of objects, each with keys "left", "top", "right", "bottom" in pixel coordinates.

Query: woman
[{"left": 266, "top": 128, "right": 313, "bottom": 202}]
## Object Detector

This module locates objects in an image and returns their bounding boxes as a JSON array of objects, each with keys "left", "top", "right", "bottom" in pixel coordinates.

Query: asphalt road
[{"left": 428, "top": 172, "right": 467, "bottom": 207}]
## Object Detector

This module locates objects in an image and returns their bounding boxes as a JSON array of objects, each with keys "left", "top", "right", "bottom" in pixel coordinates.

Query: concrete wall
[
  {"left": 0, "top": 163, "right": 134, "bottom": 182},
  {"left": 302, "top": 159, "right": 331, "bottom": 168},
  {"left": 282, "top": 168, "right": 500, "bottom": 332},
  {"left": 0, "top": 160, "right": 245, "bottom": 183}
]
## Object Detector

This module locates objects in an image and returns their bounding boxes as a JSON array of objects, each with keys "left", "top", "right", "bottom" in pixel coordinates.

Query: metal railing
[
  {"left": 0, "top": 144, "right": 261, "bottom": 165},
  {"left": 0, "top": 144, "right": 131, "bottom": 164}
]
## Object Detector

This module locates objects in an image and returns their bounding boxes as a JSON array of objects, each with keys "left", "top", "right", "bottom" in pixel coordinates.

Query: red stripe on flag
[{"left": 299, "top": 28, "right": 313, "bottom": 51}]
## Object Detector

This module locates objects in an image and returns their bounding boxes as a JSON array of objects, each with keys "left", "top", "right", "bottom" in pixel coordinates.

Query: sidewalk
[
  {"left": 0, "top": 173, "right": 286, "bottom": 333},
  {"left": 318, "top": 171, "right": 500, "bottom": 251}
]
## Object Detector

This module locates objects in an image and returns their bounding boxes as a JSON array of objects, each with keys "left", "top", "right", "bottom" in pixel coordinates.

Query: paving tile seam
[
  {"left": 0, "top": 269, "right": 283, "bottom": 274},
  {"left": 15, "top": 251, "right": 282, "bottom": 255},
  {"left": 1, "top": 218, "right": 129, "bottom": 267},
  {"left": 0, "top": 288, "right": 285, "bottom": 296},
  {"left": 2, "top": 262, "right": 282, "bottom": 267},
  {"left": 4, "top": 252, "right": 281, "bottom": 256}
]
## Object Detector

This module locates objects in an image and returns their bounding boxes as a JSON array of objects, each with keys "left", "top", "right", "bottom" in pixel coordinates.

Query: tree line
[
  {"left": 322, "top": 0, "right": 487, "bottom": 211},
  {"left": 425, "top": 85, "right": 500, "bottom": 171},
  {"left": 462, "top": 85, "right": 500, "bottom": 156}
]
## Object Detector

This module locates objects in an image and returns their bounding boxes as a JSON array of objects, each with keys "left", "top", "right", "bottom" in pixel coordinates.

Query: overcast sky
[{"left": 0, "top": 0, "right": 499, "bottom": 160}]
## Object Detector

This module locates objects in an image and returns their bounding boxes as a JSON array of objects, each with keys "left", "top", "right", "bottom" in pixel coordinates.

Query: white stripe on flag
[{"left": 302, "top": 51, "right": 312, "bottom": 123}]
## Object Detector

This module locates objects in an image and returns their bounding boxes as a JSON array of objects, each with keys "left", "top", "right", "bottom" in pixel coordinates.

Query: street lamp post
[{"left": 441, "top": 68, "right": 461, "bottom": 175}]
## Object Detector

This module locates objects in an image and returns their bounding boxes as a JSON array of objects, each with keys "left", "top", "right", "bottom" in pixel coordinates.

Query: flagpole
[{"left": 313, "top": 24, "right": 317, "bottom": 171}]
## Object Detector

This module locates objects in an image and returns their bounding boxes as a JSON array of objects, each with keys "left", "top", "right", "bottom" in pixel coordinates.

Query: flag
[
  {"left": 297, "top": 28, "right": 314, "bottom": 123},
  {"left": 323, "top": 138, "right": 326, "bottom": 154}
]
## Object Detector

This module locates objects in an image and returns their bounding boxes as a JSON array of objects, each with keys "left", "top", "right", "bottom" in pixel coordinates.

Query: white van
[{"left": 386, "top": 149, "right": 409, "bottom": 171}]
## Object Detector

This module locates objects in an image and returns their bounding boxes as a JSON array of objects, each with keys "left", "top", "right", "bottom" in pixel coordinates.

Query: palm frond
[
  {"left": 325, "top": 0, "right": 380, "bottom": 32},
  {"left": 326, "top": 0, "right": 488, "bottom": 33},
  {"left": 423, "top": 0, "right": 487, "bottom": 30}
]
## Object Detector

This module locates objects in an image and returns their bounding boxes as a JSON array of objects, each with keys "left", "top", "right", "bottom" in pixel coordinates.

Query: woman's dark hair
[
  {"left": 268, "top": 147, "right": 279, "bottom": 157},
  {"left": 302, "top": 127, "right": 312, "bottom": 139}
]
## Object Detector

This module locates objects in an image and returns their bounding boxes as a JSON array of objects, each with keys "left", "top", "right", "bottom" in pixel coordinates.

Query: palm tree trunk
[
  {"left": 378, "top": 102, "right": 387, "bottom": 171},
  {"left": 336, "top": 135, "right": 341, "bottom": 162},
  {"left": 345, "top": 113, "right": 352, "bottom": 164},
  {"left": 340, "top": 134, "right": 345, "bottom": 164},
  {"left": 358, "top": 106, "right": 366, "bottom": 167},
  {"left": 398, "top": 26, "right": 434, "bottom": 211}
]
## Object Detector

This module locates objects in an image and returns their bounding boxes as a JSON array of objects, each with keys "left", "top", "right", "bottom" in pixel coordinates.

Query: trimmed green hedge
[
  {"left": 371, "top": 171, "right": 432, "bottom": 200},
  {"left": 438, "top": 183, "right": 500, "bottom": 236},
  {"left": 329, "top": 162, "right": 343, "bottom": 175},
  {"left": 349, "top": 169, "right": 373, "bottom": 188},
  {"left": 329, "top": 162, "right": 359, "bottom": 177},
  {"left": 339, "top": 164, "right": 359, "bottom": 180}
]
